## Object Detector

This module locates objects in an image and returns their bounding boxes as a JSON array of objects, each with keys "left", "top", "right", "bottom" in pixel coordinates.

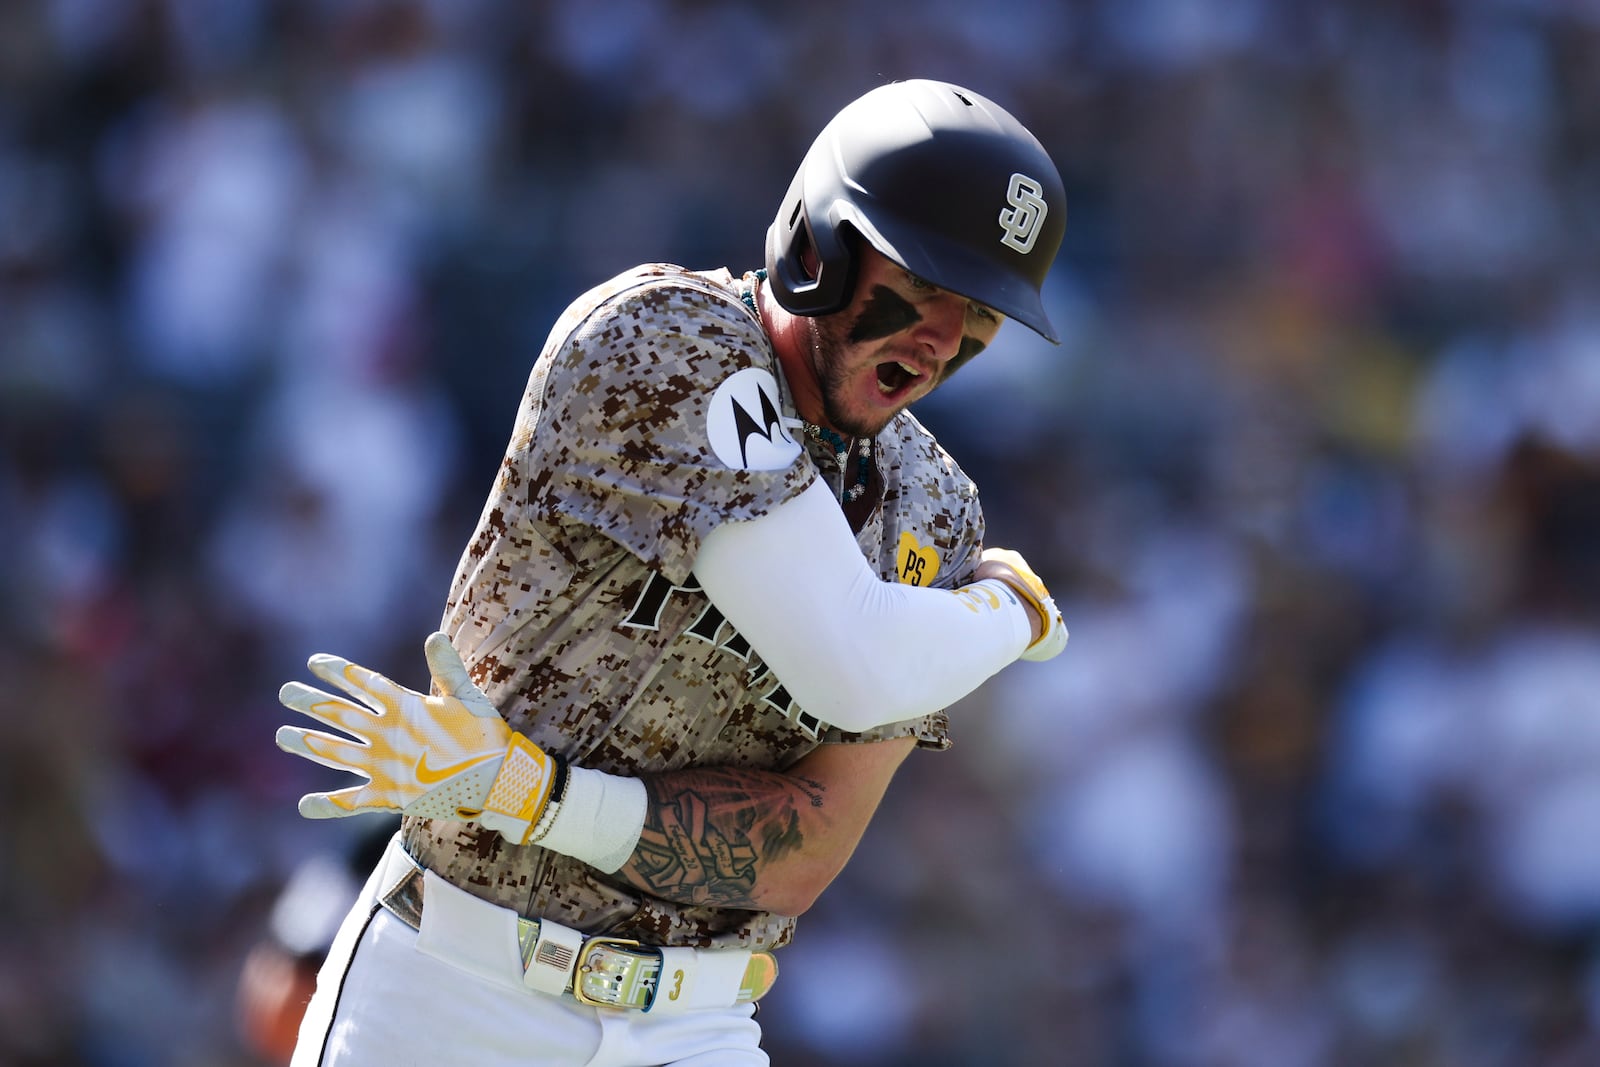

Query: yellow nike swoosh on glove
[{"left": 416, "top": 751, "right": 500, "bottom": 785}]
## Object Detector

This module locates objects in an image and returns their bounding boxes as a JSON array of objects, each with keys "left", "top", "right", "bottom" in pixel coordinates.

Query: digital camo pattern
[{"left": 403, "top": 264, "right": 987, "bottom": 951}]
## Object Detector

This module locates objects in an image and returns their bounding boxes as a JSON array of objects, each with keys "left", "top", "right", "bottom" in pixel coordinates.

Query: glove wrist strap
[{"left": 480, "top": 733, "right": 561, "bottom": 844}]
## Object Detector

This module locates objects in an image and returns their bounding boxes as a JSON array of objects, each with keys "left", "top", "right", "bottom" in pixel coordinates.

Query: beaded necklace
[
  {"left": 740, "top": 269, "right": 875, "bottom": 503},
  {"left": 802, "top": 423, "right": 873, "bottom": 503}
]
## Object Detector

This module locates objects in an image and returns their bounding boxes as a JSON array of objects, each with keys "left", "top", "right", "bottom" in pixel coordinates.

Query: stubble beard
[{"left": 808, "top": 318, "right": 896, "bottom": 439}]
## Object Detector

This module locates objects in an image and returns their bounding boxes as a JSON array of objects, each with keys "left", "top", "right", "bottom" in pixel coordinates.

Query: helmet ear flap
[{"left": 765, "top": 194, "right": 859, "bottom": 317}]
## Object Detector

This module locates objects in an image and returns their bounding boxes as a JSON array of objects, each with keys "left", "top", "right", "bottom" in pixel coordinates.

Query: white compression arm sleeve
[{"left": 692, "top": 478, "right": 1033, "bottom": 732}]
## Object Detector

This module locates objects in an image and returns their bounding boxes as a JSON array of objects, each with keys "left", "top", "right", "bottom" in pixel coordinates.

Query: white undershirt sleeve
[{"left": 692, "top": 478, "right": 1032, "bottom": 732}]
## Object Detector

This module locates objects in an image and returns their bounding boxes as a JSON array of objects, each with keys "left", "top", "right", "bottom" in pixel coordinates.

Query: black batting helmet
[{"left": 765, "top": 79, "right": 1066, "bottom": 344}]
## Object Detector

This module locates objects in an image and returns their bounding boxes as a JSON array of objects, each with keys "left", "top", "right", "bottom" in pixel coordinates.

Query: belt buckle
[{"left": 572, "top": 936, "right": 662, "bottom": 1010}]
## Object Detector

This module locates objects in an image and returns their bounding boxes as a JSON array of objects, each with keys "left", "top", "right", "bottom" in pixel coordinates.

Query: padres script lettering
[{"left": 621, "top": 572, "right": 824, "bottom": 738}]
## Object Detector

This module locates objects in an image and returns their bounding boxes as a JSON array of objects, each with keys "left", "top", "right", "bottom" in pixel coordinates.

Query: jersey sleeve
[{"left": 522, "top": 271, "right": 816, "bottom": 585}]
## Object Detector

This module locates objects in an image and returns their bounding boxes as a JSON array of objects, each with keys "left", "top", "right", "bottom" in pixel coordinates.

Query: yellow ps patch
[{"left": 895, "top": 532, "right": 941, "bottom": 587}]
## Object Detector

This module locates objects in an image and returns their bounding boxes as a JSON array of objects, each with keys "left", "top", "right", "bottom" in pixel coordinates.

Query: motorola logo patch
[{"left": 706, "top": 367, "right": 801, "bottom": 471}]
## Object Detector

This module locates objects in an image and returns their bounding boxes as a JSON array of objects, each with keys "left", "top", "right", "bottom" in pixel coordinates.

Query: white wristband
[{"left": 535, "top": 764, "right": 648, "bottom": 873}]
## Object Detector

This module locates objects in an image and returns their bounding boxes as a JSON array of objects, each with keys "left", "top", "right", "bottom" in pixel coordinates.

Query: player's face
[{"left": 806, "top": 247, "right": 1004, "bottom": 437}]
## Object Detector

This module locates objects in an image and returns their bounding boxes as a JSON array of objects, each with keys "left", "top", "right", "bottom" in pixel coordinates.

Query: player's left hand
[
  {"left": 978, "top": 547, "right": 1069, "bottom": 662},
  {"left": 276, "top": 632, "right": 560, "bottom": 843}
]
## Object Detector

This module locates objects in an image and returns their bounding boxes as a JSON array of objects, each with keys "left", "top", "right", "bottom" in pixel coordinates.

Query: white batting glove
[
  {"left": 276, "top": 632, "right": 561, "bottom": 844},
  {"left": 979, "top": 547, "right": 1069, "bottom": 662}
]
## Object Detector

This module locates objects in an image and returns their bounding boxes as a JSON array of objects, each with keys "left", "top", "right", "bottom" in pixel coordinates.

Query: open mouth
[{"left": 875, "top": 360, "right": 923, "bottom": 398}]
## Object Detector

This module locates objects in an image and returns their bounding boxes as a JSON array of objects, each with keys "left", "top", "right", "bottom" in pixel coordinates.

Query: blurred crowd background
[{"left": 4, "top": 0, "right": 1600, "bottom": 1064}]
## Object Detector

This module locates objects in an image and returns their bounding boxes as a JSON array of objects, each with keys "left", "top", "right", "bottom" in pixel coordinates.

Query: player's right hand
[
  {"left": 976, "top": 547, "right": 1069, "bottom": 662},
  {"left": 276, "top": 632, "right": 561, "bottom": 844}
]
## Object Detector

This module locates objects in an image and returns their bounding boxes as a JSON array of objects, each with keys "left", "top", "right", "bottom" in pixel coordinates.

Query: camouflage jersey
[{"left": 402, "top": 263, "right": 988, "bottom": 951}]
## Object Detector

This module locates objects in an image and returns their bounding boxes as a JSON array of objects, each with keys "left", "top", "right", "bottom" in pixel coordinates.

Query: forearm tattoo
[{"left": 628, "top": 769, "right": 826, "bottom": 908}]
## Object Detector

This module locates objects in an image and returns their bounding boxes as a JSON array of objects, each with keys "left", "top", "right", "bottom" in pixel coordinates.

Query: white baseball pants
[{"left": 290, "top": 855, "right": 768, "bottom": 1066}]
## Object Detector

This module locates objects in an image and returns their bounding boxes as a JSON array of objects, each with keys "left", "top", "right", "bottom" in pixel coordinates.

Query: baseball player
[{"left": 275, "top": 79, "right": 1069, "bottom": 1066}]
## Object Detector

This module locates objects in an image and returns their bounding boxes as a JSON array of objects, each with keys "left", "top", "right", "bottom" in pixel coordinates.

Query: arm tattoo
[{"left": 629, "top": 769, "right": 826, "bottom": 908}]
